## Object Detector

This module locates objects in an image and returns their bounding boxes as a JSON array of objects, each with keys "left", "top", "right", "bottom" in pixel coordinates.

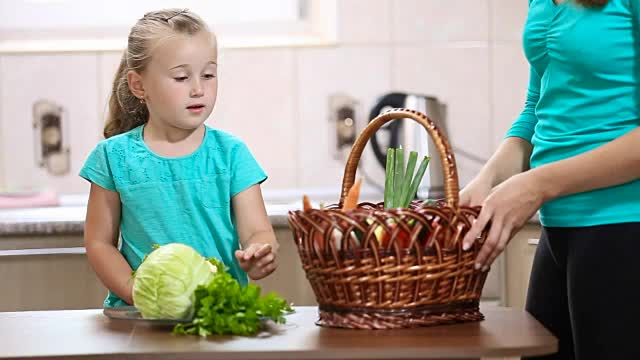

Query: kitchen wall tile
[
  {"left": 391, "top": 0, "right": 490, "bottom": 43},
  {"left": 491, "top": 0, "right": 529, "bottom": 42},
  {"left": 337, "top": 0, "right": 392, "bottom": 45},
  {"left": 392, "top": 44, "right": 492, "bottom": 168},
  {"left": 491, "top": 43, "right": 529, "bottom": 150},
  {"left": 294, "top": 45, "right": 392, "bottom": 194},
  {"left": 97, "top": 52, "right": 124, "bottom": 127},
  {"left": 210, "top": 47, "right": 297, "bottom": 189}
]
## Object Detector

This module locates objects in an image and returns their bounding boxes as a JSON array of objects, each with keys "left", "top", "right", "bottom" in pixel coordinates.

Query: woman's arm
[
  {"left": 84, "top": 183, "right": 134, "bottom": 304},
  {"left": 463, "top": 126, "right": 640, "bottom": 270},
  {"left": 232, "top": 184, "right": 279, "bottom": 279},
  {"left": 482, "top": 137, "right": 533, "bottom": 186},
  {"left": 460, "top": 67, "right": 540, "bottom": 206},
  {"left": 533, "top": 126, "right": 640, "bottom": 201},
  {"left": 489, "top": 66, "right": 541, "bottom": 184},
  {"left": 460, "top": 135, "right": 533, "bottom": 206}
]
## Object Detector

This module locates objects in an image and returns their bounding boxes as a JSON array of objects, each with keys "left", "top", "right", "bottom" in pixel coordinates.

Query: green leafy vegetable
[{"left": 173, "top": 258, "right": 292, "bottom": 337}]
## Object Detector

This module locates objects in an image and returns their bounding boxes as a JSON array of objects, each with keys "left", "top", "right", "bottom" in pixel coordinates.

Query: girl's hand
[
  {"left": 235, "top": 243, "right": 277, "bottom": 280},
  {"left": 461, "top": 171, "right": 544, "bottom": 271}
]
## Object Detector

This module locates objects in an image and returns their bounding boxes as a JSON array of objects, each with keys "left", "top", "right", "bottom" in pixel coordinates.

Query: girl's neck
[
  {"left": 142, "top": 121, "right": 206, "bottom": 158},
  {"left": 144, "top": 121, "right": 204, "bottom": 143}
]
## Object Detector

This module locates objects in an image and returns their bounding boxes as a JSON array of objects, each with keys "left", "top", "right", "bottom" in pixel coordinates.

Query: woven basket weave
[{"left": 288, "top": 108, "right": 489, "bottom": 329}]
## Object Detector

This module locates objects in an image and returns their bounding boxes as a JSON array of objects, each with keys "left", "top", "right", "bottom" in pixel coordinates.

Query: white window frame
[{"left": 0, "top": 0, "right": 337, "bottom": 53}]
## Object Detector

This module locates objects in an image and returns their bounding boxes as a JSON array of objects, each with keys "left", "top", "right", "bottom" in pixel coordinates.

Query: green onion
[
  {"left": 403, "top": 156, "right": 430, "bottom": 207},
  {"left": 399, "top": 151, "right": 418, "bottom": 208},
  {"left": 384, "top": 148, "right": 395, "bottom": 209},
  {"left": 383, "top": 147, "right": 431, "bottom": 209},
  {"left": 392, "top": 147, "right": 405, "bottom": 208}
]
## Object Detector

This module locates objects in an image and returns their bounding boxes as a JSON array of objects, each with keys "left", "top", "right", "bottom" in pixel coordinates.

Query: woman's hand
[
  {"left": 459, "top": 173, "right": 494, "bottom": 207},
  {"left": 462, "top": 171, "right": 544, "bottom": 271}
]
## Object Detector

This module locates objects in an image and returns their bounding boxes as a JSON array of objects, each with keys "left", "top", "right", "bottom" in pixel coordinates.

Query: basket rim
[{"left": 318, "top": 299, "right": 481, "bottom": 314}]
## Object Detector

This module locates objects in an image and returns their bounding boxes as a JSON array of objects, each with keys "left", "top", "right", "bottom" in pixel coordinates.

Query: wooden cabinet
[
  {"left": 504, "top": 223, "right": 542, "bottom": 309},
  {"left": 252, "top": 227, "right": 317, "bottom": 306},
  {"left": 0, "top": 227, "right": 317, "bottom": 312},
  {"left": 0, "top": 235, "right": 107, "bottom": 311}
]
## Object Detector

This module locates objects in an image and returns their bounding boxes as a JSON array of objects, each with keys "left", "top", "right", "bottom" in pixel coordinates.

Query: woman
[{"left": 460, "top": 0, "right": 640, "bottom": 358}]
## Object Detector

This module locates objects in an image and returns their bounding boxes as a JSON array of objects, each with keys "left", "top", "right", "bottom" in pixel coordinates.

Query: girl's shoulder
[
  {"left": 204, "top": 125, "right": 249, "bottom": 152},
  {"left": 95, "top": 125, "right": 142, "bottom": 151}
]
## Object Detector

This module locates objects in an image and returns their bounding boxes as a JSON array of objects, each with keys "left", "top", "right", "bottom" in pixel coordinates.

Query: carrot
[
  {"left": 342, "top": 177, "right": 363, "bottom": 210},
  {"left": 303, "top": 195, "right": 312, "bottom": 211}
]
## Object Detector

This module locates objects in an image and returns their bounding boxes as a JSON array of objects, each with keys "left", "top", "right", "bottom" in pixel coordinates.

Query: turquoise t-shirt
[
  {"left": 506, "top": 0, "right": 640, "bottom": 227},
  {"left": 80, "top": 124, "right": 267, "bottom": 307}
]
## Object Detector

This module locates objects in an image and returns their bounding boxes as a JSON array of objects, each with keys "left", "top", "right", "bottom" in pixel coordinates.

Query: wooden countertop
[{"left": 0, "top": 306, "right": 556, "bottom": 359}]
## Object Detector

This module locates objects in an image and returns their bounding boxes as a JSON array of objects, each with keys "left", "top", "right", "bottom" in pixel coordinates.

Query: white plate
[
  {"left": 103, "top": 305, "right": 295, "bottom": 327},
  {"left": 103, "top": 306, "right": 191, "bottom": 326}
]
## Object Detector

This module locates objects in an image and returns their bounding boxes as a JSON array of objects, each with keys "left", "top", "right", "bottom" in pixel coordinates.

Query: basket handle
[{"left": 339, "top": 108, "right": 460, "bottom": 208}]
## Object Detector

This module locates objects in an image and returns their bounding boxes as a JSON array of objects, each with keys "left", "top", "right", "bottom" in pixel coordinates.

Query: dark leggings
[{"left": 523, "top": 223, "right": 640, "bottom": 360}]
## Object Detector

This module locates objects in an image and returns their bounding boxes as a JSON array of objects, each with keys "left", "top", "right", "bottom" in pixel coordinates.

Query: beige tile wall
[
  {"left": 336, "top": 0, "right": 392, "bottom": 45},
  {"left": 97, "top": 53, "right": 122, "bottom": 125},
  {"left": 296, "top": 45, "right": 392, "bottom": 188},
  {"left": 393, "top": 45, "right": 491, "bottom": 159},
  {"left": 490, "top": 0, "right": 530, "bottom": 151},
  {"left": 391, "top": 0, "right": 490, "bottom": 43},
  {"left": 0, "top": 0, "right": 530, "bottom": 195},
  {"left": 213, "top": 48, "right": 298, "bottom": 189},
  {"left": 491, "top": 44, "right": 529, "bottom": 150},
  {"left": 492, "top": 0, "right": 530, "bottom": 42}
]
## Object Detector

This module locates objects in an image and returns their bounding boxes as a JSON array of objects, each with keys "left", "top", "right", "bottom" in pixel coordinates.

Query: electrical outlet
[
  {"left": 33, "top": 99, "right": 70, "bottom": 176},
  {"left": 329, "top": 93, "right": 359, "bottom": 160}
]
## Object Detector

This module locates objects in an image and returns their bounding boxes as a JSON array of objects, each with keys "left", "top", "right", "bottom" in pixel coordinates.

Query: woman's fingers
[
  {"left": 481, "top": 223, "right": 511, "bottom": 271},
  {"left": 462, "top": 206, "right": 492, "bottom": 250},
  {"left": 474, "top": 214, "right": 502, "bottom": 270}
]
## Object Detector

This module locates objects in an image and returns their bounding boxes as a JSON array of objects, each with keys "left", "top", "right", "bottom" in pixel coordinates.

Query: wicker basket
[{"left": 288, "top": 108, "right": 489, "bottom": 329}]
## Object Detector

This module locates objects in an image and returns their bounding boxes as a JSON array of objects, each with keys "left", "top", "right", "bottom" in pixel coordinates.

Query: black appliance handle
[{"left": 368, "top": 92, "right": 408, "bottom": 168}]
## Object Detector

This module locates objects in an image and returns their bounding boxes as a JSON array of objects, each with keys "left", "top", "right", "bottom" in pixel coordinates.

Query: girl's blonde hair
[{"left": 104, "top": 9, "right": 212, "bottom": 138}]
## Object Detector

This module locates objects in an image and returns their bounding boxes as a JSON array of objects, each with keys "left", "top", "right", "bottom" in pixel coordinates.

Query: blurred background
[
  {"left": 0, "top": 0, "right": 529, "bottom": 201},
  {"left": 0, "top": 1, "right": 538, "bottom": 313}
]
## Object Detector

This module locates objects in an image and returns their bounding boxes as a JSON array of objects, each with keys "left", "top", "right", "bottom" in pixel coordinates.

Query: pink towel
[{"left": 0, "top": 190, "right": 60, "bottom": 209}]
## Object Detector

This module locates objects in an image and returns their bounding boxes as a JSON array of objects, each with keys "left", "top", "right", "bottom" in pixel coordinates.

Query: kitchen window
[{"left": 0, "top": 0, "right": 336, "bottom": 53}]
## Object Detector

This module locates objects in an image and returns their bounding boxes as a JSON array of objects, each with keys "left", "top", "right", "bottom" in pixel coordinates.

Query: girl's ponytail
[{"left": 103, "top": 53, "right": 148, "bottom": 138}]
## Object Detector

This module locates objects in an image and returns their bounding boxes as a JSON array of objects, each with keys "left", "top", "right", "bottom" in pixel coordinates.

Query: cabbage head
[{"left": 132, "top": 243, "right": 216, "bottom": 320}]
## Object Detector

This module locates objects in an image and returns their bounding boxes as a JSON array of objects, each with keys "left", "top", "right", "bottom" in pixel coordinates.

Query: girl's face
[{"left": 141, "top": 31, "right": 218, "bottom": 131}]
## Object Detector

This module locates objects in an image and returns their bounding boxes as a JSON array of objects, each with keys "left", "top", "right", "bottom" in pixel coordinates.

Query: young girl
[
  {"left": 460, "top": 0, "right": 640, "bottom": 358},
  {"left": 80, "top": 8, "right": 278, "bottom": 308}
]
